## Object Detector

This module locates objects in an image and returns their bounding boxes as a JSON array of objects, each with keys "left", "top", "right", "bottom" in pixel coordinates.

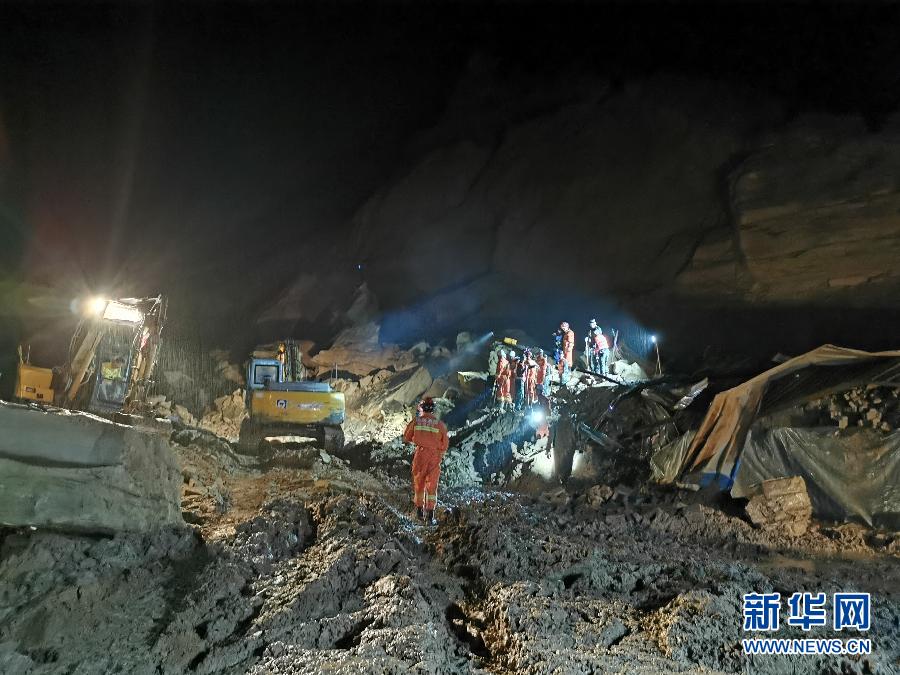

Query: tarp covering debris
[
  {"left": 650, "top": 430, "right": 697, "bottom": 484},
  {"left": 655, "top": 344, "right": 900, "bottom": 526},
  {"left": 679, "top": 345, "right": 900, "bottom": 479},
  {"left": 734, "top": 427, "right": 900, "bottom": 528}
]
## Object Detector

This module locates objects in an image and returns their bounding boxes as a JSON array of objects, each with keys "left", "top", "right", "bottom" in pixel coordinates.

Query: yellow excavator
[
  {"left": 14, "top": 295, "right": 167, "bottom": 416},
  {"left": 238, "top": 339, "right": 345, "bottom": 452}
]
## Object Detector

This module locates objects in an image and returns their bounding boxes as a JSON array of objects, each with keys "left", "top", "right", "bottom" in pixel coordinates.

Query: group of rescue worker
[
  {"left": 402, "top": 318, "right": 615, "bottom": 526},
  {"left": 492, "top": 318, "right": 615, "bottom": 410},
  {"left": 492, "top": 346, "right": 553, "bottom": 412}
]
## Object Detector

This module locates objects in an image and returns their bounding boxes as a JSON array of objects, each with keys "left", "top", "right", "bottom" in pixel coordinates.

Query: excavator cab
[
  {"left": 14, "top": 295, "right": 167, "bottom": 417},
  {"left": 88, "top": 333, "right": 134, "bottom": 413}
]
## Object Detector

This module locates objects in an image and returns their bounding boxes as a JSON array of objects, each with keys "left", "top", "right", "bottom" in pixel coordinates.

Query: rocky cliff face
[
  {"left": 350, "top": 77, "right": 764, "bottom": 315},
  {"left": 676, "top": 122, "right": 900, "bottom": 306},
  {"left": 271, "top": 70, "right": 900, "bottom": 356}
]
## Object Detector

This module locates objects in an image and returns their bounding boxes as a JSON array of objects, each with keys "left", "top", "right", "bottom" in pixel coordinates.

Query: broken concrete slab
[{"left": 0, "top": 404, "right": 183, "bottom": 533}]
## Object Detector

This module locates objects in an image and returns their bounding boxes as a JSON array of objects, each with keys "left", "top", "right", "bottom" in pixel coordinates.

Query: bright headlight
[
  {"left": 86, "top": 296, "right": 107, "bottom": 316},
  {"left": 102, "top": 300, "right": 144, "bottom": 323}
]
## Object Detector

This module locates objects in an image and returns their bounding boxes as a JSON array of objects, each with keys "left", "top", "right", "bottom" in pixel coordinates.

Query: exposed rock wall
[
  {"left": 677, "top": 122, "right": 900, "bottom": 305},
  {"left": 352, "top": 77, "right": 760, "bottom": 319},
  {"left": 337, "top": 75, "right": 900, "bottom": 346}
]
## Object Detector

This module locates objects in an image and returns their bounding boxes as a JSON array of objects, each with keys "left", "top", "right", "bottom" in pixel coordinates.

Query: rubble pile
[
  {"left": 198, "top": 388, "right": 249, "bottom": 441},
  {"left": 453, "top": 412, "right": 541, "bottom": 486},
  {"left": 171, "top": 428, "right": 256, "bottom": 522},
  {"left": 310, "top": 322, "right": 418, "bottom": 378},
  {"left": 334, "top": 366, "right": 434, "bottom": 445},
  {"left": 147, "top": 394, "right": 198, "bottom": 426},
  {"left": 744, "top": 476, "right": 813, "bottom": 536},
  {"left": 552, "top": 378, "right": 707, "bottom": 487},
  {"left": 810, "top": 385, "right": 900, "bottom": 432},
  {"left": 148, "top": 388, "right": 248, "bottom": 443},
  {"left": 153, "top": 349, "right": 247, "bottom": 426},
  {"left": 210, "top": 349, "right": 247, "bottom": 386}
]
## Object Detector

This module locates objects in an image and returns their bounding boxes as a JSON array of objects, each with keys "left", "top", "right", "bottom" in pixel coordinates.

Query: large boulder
[
  {"left": 0, "top": 404, "right": 184, "bottom": 533},
  {"left": 311, "top": 322, "right": 416, "bottom": 376},
  {"left": 385, "top": 366, "right": 433, "bottom": 406}
]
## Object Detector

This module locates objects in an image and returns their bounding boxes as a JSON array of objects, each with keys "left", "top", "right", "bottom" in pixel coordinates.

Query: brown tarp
[{"left": 676, "top": 344, "right": 900, "bottom": 480}]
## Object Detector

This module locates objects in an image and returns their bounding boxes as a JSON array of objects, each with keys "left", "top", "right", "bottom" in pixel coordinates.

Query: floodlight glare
[
  {"left": 102, "top": 300, "right": 144, "bottom": 324},
  {"left": 86, "top": 296, "right": 107, "bottom": 316}
]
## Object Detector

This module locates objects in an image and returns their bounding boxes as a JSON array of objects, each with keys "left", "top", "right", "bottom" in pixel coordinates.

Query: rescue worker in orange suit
[
  {"left": 535, "top": 348, "right": 551, "bottom": 400},
  {"left": 506, "top": 350, "right": 519, "bottom": 411},
  {"left": 523, "top": 349, "right": 539, "bottom": 406},
  {"left": 403, "top": 397, "right": 450, "bottom": 525},
  {"left": 558, "top": 321, "right": 575, "bottom": 380},
  {"left": 493, "top": 348, "right": 508, "bottom": 407}
]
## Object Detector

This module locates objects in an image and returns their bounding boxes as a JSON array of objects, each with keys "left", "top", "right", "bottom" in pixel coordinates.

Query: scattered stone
[{"left": 199, "top": 389, "right": 249, "bottom": 441}]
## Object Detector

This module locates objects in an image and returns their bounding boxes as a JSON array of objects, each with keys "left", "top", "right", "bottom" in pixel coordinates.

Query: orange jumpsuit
[
  {"left": 524, "top": 357, "right": 538, "bottom": 405},
  {"left": 503, "top": 357, "right": 517, "bottom": 404},
  {"left": 562, "top": 329, "right": 575, "bottom": 366},
  {"left": 494, "top": 355, "right": 510, "bottom": 404},
  {"left": 403, "top": 412, "right": 450, "bottom": 509},
  {"left": 535, "top": 355, "right": 549, "bottom": 387},
  {"left": 559, "top": 328, "right": 575, "bottom": 375}
]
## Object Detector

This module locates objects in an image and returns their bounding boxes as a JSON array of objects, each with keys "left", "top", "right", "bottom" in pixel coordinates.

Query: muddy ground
[{"left": 1, "top": 435, "right": 897, "bottom": 675}]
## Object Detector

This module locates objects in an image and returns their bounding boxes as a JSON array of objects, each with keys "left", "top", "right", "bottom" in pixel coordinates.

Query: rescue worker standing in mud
[{"left": 403, "top": 397, "right": 450, "bottom": 525}]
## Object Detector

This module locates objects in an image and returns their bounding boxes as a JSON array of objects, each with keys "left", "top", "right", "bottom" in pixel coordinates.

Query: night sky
[{"left": 2, "top": 2, "right": 900, "bottom": 377}]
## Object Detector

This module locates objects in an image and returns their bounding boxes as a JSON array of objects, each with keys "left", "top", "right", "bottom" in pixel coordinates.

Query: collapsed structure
[{"left": 653, "top": 345, "right": 900, "bottom": 528}]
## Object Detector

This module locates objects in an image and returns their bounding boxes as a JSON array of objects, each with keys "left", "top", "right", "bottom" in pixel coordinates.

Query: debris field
[{"left": 1, "top": 323, "right": 899, "bottom": 674}]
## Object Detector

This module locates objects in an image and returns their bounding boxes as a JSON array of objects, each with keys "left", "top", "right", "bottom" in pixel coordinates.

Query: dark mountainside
[{"left": 2, "top": 4, "right": 900, "bottom": 389}]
